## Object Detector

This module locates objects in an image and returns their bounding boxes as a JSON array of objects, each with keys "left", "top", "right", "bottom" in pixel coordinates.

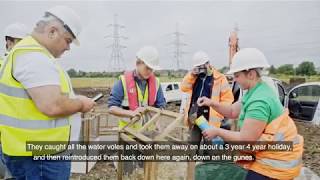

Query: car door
[
  {"left": 173, "top": 83, "right": 180, "bottom": 102},
  {"left": 231, "top": 81, "right": 241, "bottom": 103},
  {"left": 274, "top": 81, "right": 287, "bottom": 106},
  {"left": 288, "top": 85, "right": 320, "bottom": 121},
  {"left": 165, "top": 84, "right": 174, "bottom": 102}
]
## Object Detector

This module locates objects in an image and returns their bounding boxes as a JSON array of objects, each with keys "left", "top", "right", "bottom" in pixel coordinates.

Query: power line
[
  {"left": 168, "top": 23, "right": 187, "bottom": 70},
  {"left": 105, "top": 14, "right": 127, "bottom": 72}
]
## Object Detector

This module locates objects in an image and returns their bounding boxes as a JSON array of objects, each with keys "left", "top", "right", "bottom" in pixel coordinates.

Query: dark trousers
[
  {"left": 246, "top": 170, "right": 274, "bottom": 180},
  {"left": 190, "top": 125, "right": 214, "bottom": 157}
]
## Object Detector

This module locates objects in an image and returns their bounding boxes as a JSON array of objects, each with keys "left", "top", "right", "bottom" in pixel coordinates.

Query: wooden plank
[
  {"left": 187, "top": 161, "right": 195, "bottom": 180},
  {"left": 138, "top": 112, "right": 161, "bottom": 133},
  {"left": 165, "top": 135, "right": 183, "bottom": 142},
  {"left": 146, "top": 106, "right": 182, "bottom": 118},
  {"left": 154, "top": 116, "right": 183, "bottom": 140},
  {"left": 144, "top": 162, "right": 151, "bottom": 180},
  {"left": 117, "top": 132, "right": 124, "bottom": 180},
  {"left": 119, "top": 133, "right": 137, "bottom": 144},
  {"left": 150, "top": 162, "right": 158, "bottom": 180},
  {"left": 119, "top": 116, "right": 141, "bottom": 131},
  {"left": 123, "top": 127, "right": 152, "bottom": 142}
]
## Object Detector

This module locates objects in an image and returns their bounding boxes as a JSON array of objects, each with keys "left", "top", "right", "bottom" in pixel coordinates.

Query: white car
[
  {"left": 161, "top": 82, "right": 184, "bottom": 103},
  {"left": 286, "top": 82, "right": 320, "bottom": 125}
]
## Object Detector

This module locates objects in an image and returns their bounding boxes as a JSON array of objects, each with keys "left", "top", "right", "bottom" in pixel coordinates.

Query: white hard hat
[
  {"left": 46, "top": 6, "right": 82, "bottom": 46},
  {"left": 4, "top": 23, "right": 28, "bottom": 39},
  {"left": 227, "top": 48, "right": 270, "bottom": 74},
  {"left": 136, "top": 46, "right": 160, "bottom": 70},
  {"left": 192, "top": 51, "right": 210, "bottom": 67}
]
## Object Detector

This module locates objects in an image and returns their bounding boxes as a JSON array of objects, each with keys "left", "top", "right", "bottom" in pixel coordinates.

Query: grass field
[
  {"left": 71, "top": 75, "right": 319, "bottom": 88},
  {"left": 270, "top": 74, "right": 320, "bottom": 84}
]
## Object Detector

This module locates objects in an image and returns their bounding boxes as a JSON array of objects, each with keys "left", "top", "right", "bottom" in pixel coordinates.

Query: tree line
[{"left": 67, "top": 61, "right": 319, "bottom": 77}]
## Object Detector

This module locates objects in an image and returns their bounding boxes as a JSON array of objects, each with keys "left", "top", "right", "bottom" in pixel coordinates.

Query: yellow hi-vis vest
[
  {"left": 118, "top": 74, "right": 159, "bottom": 129},
  {"left": 0, "top": 36, "right": 72, "bottom": 156}
]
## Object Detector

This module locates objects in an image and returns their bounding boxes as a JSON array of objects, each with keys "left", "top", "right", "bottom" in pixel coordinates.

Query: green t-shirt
[{"left": 238, "top": 81, "right": 284, "bottom": 128}]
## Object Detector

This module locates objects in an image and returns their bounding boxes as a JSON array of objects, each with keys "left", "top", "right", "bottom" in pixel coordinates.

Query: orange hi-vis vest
[
  {"left": 180, "top": 68, "right": 234, "bottom": 127},
  {"left": 239, "top": 111, "right": 304, "bottom": 179}
]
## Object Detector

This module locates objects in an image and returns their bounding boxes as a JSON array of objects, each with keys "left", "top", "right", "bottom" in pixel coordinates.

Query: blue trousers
[{"left": 2, "top": 154, "right": 71, "bottom": 180}]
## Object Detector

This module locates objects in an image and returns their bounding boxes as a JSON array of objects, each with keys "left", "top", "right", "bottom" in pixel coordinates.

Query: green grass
[
  {"left": 269, "top": 74, "right": 320, "bottom": 84},
  {"left": 71, "top": 77, "right": 116, "bottom": 88},
  {"left": 71, "top": 75, "right": 319, "bottom": 88}
]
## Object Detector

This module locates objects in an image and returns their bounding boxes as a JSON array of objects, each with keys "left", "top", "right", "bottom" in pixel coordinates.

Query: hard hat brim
[
  {"left": 144, "top": 61, "right": 161, "bottom": 71},
  {"left": 193, "top": 61, "right": 209, "bottom": 67}
]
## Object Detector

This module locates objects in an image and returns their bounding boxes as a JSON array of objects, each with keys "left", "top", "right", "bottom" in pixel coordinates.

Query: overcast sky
[{"left": 1, "top": 0, "right": 319, "bottom": 71}]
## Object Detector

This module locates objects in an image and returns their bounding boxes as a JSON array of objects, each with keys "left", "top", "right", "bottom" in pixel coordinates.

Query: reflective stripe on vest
[
  {"left": 245, "top": 111, "right": 304, "bottom": 179},
  {"left": 0, "top": 83, "right": 31, "bottom": 99},
  {"left": 0, "top": 114, "right": 69, "bottom": 129},
  {"left": 257, "top": 158, "right": 302, "bottom": 169},
  {"left": 0, "top": 36, "right": 72, "bottom": 156}
]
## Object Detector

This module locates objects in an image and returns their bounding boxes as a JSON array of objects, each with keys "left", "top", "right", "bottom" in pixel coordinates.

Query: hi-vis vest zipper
[{"left": 0, "top": 36, "right": 72, "bottom": 156}]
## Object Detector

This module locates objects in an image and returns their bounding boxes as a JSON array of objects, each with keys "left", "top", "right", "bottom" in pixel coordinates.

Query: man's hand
[
  {"left": 197, "top": 96, "right": 213, "bottom": 107},
  {"left": 130, "top": 107, "right": 146, "bottom": 118},
  {"left": 77, "top": 95, "right": 96, "bottom": 113},
  {"left": 191, "top": 67, "right": 199, "bottom": 77},
  {"left": 202, "top": 127, "right": 219, "bottom": 140}
]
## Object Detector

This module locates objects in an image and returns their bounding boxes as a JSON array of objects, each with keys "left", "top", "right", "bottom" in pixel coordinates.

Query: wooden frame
[{"left": 117, "top": 106, "right": 191, "bottom": 180}]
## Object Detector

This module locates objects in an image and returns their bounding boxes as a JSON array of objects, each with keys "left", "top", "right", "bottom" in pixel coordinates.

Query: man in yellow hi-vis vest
[
  {"left": 0, "top": 22, "right": 28, "bottom": 180},
  {"left": 0, "top": 6, "right": 95, "bottom": 179},
  {"left": 108, "top": 46, "right": 166, "bottom": 126},
  {"left": 107, "top": 46, "right": 166, "bottom": 174}
]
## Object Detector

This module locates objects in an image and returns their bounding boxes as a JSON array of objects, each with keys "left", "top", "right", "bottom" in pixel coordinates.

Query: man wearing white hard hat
[
  {"left": 180, "top": 51, "right": 234, "bottom": 153},
  {"left": 0, "top": 6, "right": 95, "bottom": 179},
  {"left": 0, "top": 22, "right": 28, "bottom": 68},
  {"left": 108, "top": 46, "right": 165, "bottom": 125},
  {"left": 108, "top": 46, "right": 166, "bottom": 173},
  {"left": 197, "top": 48, "right": 303, "bottom": 180}
]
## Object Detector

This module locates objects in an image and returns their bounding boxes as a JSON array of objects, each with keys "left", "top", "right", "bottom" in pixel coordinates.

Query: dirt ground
[
  {"left": 71, "top": 87, "right": 320, "bottom": 179},
  {"left": 295, "top": 121, "right": 320, "bottom": 175}
]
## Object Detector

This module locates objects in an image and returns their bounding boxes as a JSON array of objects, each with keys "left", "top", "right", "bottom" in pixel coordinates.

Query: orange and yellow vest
[
  {"left": 238, "top": 111, "right": 304, "bottom": 179},
  {"left": 181, "top": 68, "right": 234, "bottom": 127}
]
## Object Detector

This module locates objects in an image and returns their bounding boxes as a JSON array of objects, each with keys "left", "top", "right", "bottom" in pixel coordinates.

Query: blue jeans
[{"left": 2, "top": 155, "right": 71, "bottom": 180}]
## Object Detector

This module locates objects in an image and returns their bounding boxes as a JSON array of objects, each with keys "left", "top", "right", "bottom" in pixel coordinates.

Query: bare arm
[
  {"left": 108, "top": 106, "right": 134, "bottom": 118},
  {"left": 108, "top": 106, "right": 146, "bottom": 118},
  {"left": 198, "top": 97, "right": 241, "bottom": 119},
  {"left": 27, "top": 85, "right": 95, "bottom": 117}
]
